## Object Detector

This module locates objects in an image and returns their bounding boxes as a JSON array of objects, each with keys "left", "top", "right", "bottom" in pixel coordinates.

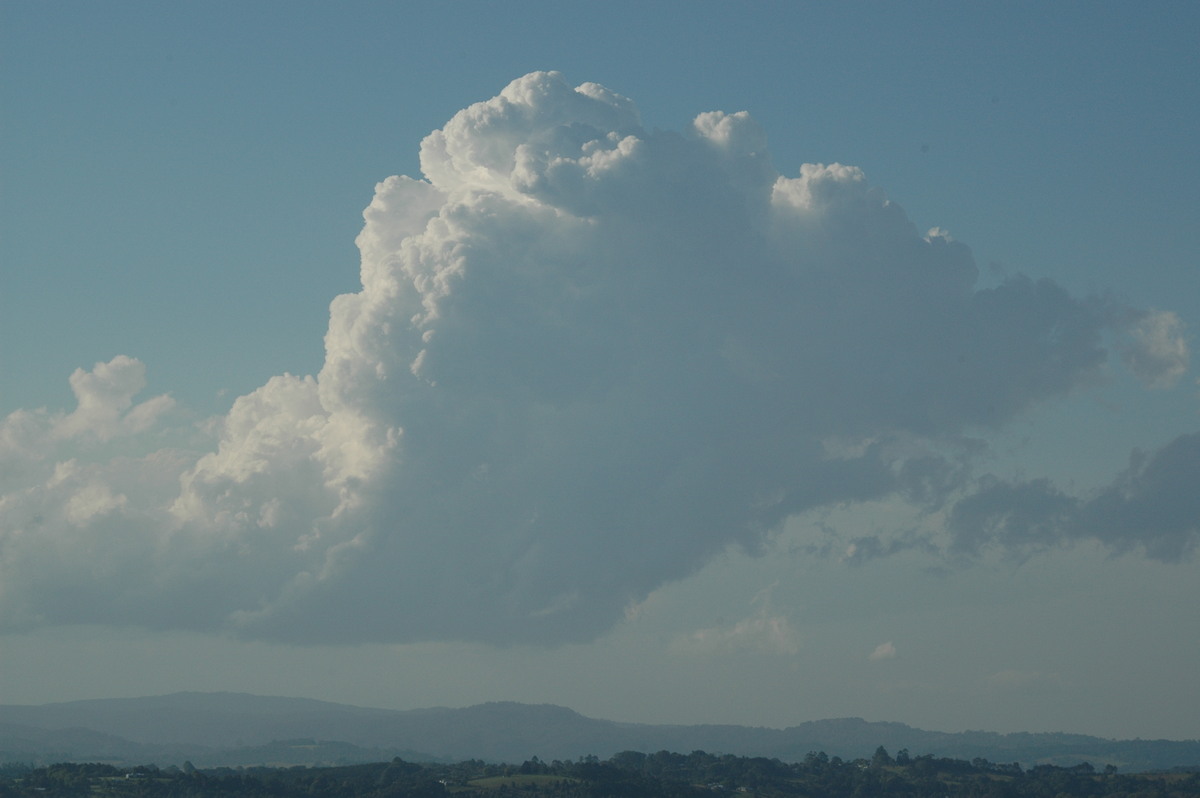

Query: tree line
[{"left": 2, "top": 746, "right": 1198, "bottom": 798}]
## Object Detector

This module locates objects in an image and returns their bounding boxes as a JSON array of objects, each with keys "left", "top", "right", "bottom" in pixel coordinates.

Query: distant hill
[{"left": 2, "top": 693, "right": 1197, "bottom": 771}]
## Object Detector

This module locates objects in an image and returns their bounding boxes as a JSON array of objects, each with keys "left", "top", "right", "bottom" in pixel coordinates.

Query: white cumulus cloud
[
  {"left": 0, "top": 72, "right": 1191, "bottom": 645},
  {"left": 1121, "top": 309, "right": 1188, "bottom": 388}
]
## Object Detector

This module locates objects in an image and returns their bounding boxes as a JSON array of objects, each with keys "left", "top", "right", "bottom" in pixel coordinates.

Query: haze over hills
[{"left": 2, "top": 693, "right": 1198, "bottom": 772}]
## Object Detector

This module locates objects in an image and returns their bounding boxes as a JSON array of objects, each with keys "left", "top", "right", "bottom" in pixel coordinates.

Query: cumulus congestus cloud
[{"left": 0, "top": 72, "right": 1192, "bottom": 644}]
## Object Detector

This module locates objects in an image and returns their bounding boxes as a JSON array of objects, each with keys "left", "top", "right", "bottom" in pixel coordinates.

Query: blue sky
[{"left": 2, "top": 2, "right": 1198, "bottom": 741}]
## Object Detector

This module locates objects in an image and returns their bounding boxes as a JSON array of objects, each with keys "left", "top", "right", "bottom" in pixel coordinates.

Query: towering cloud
[{"left": 0, "top": 72, "right": 1192, "bottom": 644}]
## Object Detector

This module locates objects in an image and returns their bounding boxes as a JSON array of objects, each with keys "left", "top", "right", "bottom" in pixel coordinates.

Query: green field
[{"left": 467, "top": 774, "right": 580, "bottom": 790}]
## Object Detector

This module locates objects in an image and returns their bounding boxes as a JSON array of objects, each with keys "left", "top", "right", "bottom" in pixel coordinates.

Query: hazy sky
[{"left": 2, "top": 2, "right": 1198, "bottom": 742}]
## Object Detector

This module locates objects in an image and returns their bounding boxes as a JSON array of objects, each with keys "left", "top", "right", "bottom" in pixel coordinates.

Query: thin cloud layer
[{"left": 0, "top": 72, "right": 1192, "bottom": 644}]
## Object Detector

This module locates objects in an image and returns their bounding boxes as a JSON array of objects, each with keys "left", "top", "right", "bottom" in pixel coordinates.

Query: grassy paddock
[{"left": 467, "top": 774, "right": 581, "bottom": 789}]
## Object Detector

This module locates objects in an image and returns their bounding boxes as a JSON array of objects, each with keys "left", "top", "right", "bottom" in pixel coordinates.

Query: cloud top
[{"left": 0, "top": 72, "right": 1192, "bottom": 645}]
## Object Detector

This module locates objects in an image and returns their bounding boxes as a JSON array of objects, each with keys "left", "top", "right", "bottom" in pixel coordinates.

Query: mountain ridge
[{"left": 2, "top": 692, "right": 1196, "bottom": 772}]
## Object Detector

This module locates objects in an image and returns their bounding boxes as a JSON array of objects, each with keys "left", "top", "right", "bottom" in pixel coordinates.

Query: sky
[{"left": 2, "top": 1, "right": 1199, "bottom": 742}]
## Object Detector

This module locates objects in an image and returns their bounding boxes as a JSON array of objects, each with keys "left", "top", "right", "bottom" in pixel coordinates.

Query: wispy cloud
[
  {"left": 1121, "top": 310, "right": 1189, "bottom": 388},
  {"left": 949, "top": 433, "right": 1200, "bottom": 563},
  {"left": 675, "top": 588, "right": 801, "bottom": 656}
]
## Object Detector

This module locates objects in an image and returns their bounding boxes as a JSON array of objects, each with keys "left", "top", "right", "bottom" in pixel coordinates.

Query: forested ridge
[{"left": 3, "top": 747, "right": 1198, "bottom": 798}]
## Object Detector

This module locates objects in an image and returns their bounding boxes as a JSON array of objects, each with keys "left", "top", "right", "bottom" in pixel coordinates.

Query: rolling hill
[{"left": 2, "top": 693, "right": 1197, "bottom": 771}]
